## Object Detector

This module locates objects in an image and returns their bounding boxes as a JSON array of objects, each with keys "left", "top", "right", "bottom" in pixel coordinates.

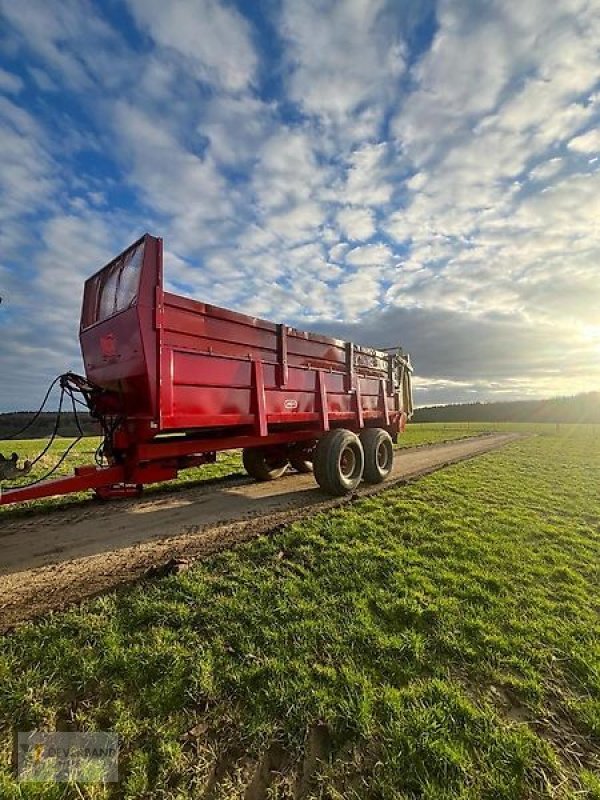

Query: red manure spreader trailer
[{"left": 0, "top": 235, "right": 413, "bottom": 506}]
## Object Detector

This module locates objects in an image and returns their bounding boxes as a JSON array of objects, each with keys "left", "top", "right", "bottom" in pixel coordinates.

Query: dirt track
[{"left": 0, "top": 433, "right": 519, "bottom": 629}]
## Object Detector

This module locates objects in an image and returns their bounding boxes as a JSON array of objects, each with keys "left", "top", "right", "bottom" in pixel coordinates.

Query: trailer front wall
[{"left": 80, "top": 235, "right": 162, "bottom": 421}]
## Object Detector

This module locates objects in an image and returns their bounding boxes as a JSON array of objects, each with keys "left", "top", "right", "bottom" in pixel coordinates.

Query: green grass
[
  {"left": 0, "top": 426, "right": 599, "bottom": 797},
  {"left": 396, "top": 421, "right": 493, "bottom": 447}
]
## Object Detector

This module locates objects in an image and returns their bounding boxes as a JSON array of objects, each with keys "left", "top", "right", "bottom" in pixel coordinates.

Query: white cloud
[
  {"left": 338, "top": 271, "right": 382, "bottom": 318},
  {"left": 338, "top": 142, "right": 394, "bottom": 206},
  {"left": 110, "top": 100, "right": 233, "bottom": 252},
  {"left": 345, "top": 243, "right": 392, "bottom": 268},
  {"left": 266, "top": 202, "right": 324, "bottom": 242},
  {"left": 529, "top": 158, "right": 563, "bottom": 182},
  {"left": 0, "top": 0, "right": 131, "bottom": 90},
  {"left": 27, "top": 67, "right": 57, "bottom": 92},
  {"left": 567, "top": 128, "right": 600, "bottom": 154},
  {"left": 280, "top": 0, "right": 405, "bottom": 126},
  {"left": 34, "top": 212, "right": 128, "bottom": 306},
  {"left": 199, "top": 94, "right": 275, "bottom": 166},
  {"left": 0, "top": 97, "right": 57, "bottom": 256},
  {"left": 337, "top": 206, "right": 377, "bottom": 240},
  {"left": 384, "top": 0, "right": 600, "bottom": 344},
  {"left": 329, "top": 242, "right": 349, "bottom": 263},
  {"left": 0, "top": 205, "right": 141, "bottom": 410},
  {"left": 125, "top": 0, "right": 258, "bottom": 92},
  {"left": 0, "top": 67, "right": 23, "bottom": 94},
  {"left": 394, "top": 0, "right": 600, "bottom": 164},
  {"left": 253, "top": 127, "right": 325, "bottom": 214}
]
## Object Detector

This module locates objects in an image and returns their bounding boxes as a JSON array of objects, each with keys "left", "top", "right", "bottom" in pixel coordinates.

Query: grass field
[{"left": 0, "top": 425, "right": 598, "bottom": 797}]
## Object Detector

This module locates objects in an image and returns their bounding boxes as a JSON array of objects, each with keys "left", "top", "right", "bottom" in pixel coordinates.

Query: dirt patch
[
  {"left": 489, "top": 684, "right": 600, "bottom": 777},
  {"left": 0, "top": 433, "right": 520, "bottom": 631},
  {"left": 192, "top": 725, "right": 331, "bottom": 800},
  {"left": 294, "top": 724, "right": 332, "bottom": 799},
  {"left": 243, "top": 743, "right": 289, "bottom": 800}
]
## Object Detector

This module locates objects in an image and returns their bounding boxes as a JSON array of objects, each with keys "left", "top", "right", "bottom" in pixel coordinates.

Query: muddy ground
[{"left": 0, "top": 433, "right": 519, "bottom": 630}]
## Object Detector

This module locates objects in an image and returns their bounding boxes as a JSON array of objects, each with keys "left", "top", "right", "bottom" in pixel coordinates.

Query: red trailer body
[{"left": 1, "top": 234, "right": 413, "bottom": 505}]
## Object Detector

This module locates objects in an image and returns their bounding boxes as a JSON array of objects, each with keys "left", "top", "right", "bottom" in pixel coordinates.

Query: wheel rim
[
  {"left": 376, "top": 440, "right": 390, "bottom": 471},
  {"left": 339, "top": 446, "right": 356, "bottom": 478}
]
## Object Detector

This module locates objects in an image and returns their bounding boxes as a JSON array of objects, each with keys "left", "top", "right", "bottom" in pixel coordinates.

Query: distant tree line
[
  {"left": 413, "top": 392, "right": 600, "bottom": 424},
  {"left": 0, "top": 412, "right": 100, "bottom": 440}
]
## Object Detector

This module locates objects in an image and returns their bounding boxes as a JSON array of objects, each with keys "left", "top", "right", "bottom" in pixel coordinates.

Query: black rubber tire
[
  {"left": 313, "top": 429, "right": 364, "bottom": 496},
  {"left": 290, "top": 456, "right": 313, "bottom": 473},
  {"left": 360, "top": 428, "right": 394, "bottom": 484},
  {"left": 243, "top": 448, "right": 288, "bottom": 481}
]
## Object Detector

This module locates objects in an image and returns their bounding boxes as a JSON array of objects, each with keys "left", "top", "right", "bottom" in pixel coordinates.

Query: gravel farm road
[{"left": 0, "top": 433, "right": 520, "bottom": 629}]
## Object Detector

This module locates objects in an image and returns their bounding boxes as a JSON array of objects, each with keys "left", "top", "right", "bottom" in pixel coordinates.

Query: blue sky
[{"left": 0, "top": 0, "right": 599, "bottom": 411}]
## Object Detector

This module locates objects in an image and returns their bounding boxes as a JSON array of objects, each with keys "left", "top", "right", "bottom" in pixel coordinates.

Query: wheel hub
[
  {"left": 339, "top": 447, "right": 356, "bottom": 478},
  {"left": 376, "top": 441, "right": 390, "bottom": 470}
]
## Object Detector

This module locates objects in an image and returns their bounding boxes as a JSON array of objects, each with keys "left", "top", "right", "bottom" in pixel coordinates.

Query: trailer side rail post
[
  {"left": 316, "top": 370, "right": 330, "bottom": 431},
  {"left": 397, "top": 362, "right": 405, "bottom": 413},
  {"left": 379, "top": 377, "right": 391, "bottom": 426},
  {"left": 252, "top": 358, "right": 268, "bottom": 437},
  {"left": 155, "top": 283, "right": 165, "bottom": 429},
  {"left": 277, "top": 323, "right": 288, "bottom": 388},
  {"left": 345, "top": 342, "right": 355, "bottom": 393},
  {"left": 387, "top": 352, "right": 396, "bottom": 397},
  {"left": 160, "top": 347, "right": 175, "bottom": 423},
  {"left": 354, "top": 376, "right": 364, "bottom": 429}
]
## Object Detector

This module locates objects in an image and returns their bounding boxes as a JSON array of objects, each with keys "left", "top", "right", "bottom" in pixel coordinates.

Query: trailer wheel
[
  {"left": 242, "top": 448, "right": 289, "bottom": 481},
  {"left": 314, "top": 429, "right": 364, "bottom": 496},
  {"left": 360, "top": 428, "right": 394, "bottom": 484}
]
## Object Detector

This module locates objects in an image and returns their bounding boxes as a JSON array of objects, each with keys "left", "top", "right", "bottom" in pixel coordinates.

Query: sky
[{"left": 0, "top": 0, "right": 599, "bottom": 412}]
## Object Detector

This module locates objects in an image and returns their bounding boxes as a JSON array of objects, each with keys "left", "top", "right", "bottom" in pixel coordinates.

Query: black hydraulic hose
[
  {"left": 1, "top": 375, "right": 62, "bottom": 440},
  {"left": 28, "top": 387, "right": 66, "bottom": 468},
  {"left": 1, "top": 435, "right": 84, "bottom": 491},
  {"left": 67, "top": 385, "right": 85, "bottom": 437},
  {"left": 0, "top": 382, "right": 93, "bottom": 490},
  {"left": 1, "top": 371, "right": 111, "bottom": 492}
]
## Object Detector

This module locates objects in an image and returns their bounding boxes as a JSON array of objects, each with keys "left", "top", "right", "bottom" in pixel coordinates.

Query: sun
[{"left": 582, "top": 325, "right": 600, "bottom": 353}]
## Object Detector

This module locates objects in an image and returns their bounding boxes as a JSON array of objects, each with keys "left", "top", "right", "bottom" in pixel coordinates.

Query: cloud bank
[{"left": 0, "top": 0, "right": 599, "bottom": 410}]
